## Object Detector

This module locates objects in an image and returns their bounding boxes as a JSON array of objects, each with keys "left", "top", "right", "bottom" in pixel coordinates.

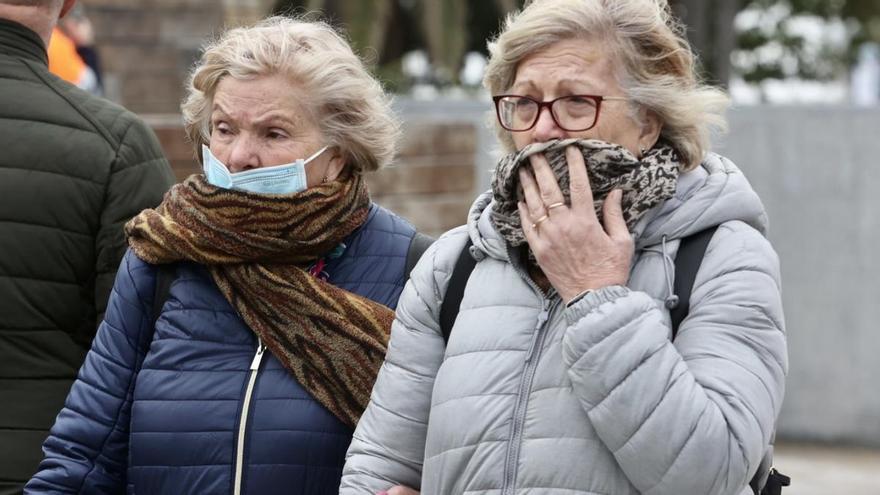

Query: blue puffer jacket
[{"left": 26, "top": 204, "right": 416, "bottom": 495}]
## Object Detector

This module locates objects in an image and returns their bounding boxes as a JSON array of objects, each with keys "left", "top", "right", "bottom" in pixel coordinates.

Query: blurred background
[{"left": 71, "top": 0, "right": 879, "bottom": 492}]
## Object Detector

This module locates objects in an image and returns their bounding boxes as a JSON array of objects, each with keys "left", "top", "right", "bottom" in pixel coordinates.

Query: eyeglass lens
[{"left": 498, "top": 96, "right": 599, "bottom": 131}]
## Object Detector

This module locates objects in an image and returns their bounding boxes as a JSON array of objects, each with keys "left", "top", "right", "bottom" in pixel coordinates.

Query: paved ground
[{"left": 773, "top": 442, "right": 880, "bottom": 494}]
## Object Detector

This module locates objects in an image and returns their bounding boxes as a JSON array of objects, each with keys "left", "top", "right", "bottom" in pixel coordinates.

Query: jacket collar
[{"left": 0, "top": 18, "right": 49, "bottom": 66}]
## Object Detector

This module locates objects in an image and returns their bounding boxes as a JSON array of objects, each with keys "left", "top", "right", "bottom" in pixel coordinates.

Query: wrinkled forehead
[
  {"left": 210, "top": 74, "right": 314, "bottom": 125},
  {"left": 511, "top": 38, "right": 619, "bottom": 93}
]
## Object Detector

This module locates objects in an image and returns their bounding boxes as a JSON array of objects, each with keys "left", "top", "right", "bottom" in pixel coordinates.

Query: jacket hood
[{"left": 468, "top": 153, "right": 769, "bottom": 259}]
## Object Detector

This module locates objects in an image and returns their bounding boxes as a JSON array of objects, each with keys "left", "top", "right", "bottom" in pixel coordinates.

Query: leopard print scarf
[
  {"left": 125, "top": 173, "right": 392, "bottom": 428},
  {"left": 491, "top": 138, "right": 681, "bottom": 248}
]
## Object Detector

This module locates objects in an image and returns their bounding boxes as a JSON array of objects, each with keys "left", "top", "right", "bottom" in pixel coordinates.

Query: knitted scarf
[
  {"left": 491, "top": 138, "right": 682, "bottom": 248},
  {"left": 125, "top": 173, "right": 392, "bottom": 428}
]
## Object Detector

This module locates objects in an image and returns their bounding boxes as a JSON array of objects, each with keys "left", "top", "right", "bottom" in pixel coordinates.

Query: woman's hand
[
  {"left": 378, "top": 486, "right": 420, "bottom": 495},
  {"left": 517, "top": 145, "right": 634, "bottom": 303}
]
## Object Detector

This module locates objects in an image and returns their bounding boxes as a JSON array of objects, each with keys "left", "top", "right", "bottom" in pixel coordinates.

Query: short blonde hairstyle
[
  {"left": 182, "top": 16, "right": 400, "bottom": 173},
  {"left": 483, "top": 0, "right": 729, "bottom": 170}
]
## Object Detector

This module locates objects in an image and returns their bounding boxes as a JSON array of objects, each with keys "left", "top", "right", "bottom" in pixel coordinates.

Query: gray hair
[
  {"left": 181, "top": 16, "right": 400, "bottom": 173},
  {"left": 483, "top": 0, "right": 729, "bottom": 170}
]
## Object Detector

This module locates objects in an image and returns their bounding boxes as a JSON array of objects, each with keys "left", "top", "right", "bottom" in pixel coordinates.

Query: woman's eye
[
  {"left": 267, "top": 130, "right": 287, "bottom": 140},
  {"left": 214, "top": 123, "right": 231, "bottom": 135}
]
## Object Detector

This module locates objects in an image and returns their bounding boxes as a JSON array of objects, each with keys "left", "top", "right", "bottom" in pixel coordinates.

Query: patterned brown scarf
[
  {"left": 491, "top": 138, "right": 681, "bottom": 248},
  {"left": 125, "top": 174, "right": 392, "bottom": 428}
]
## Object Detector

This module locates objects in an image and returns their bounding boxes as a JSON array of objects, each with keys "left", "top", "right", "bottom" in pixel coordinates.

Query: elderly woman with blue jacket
[
  {"left": 341, "top": 1, "right": 788, "bottom": 495},
  {"left": 27, "top": 17, "right": 415, "bottom": 495}
]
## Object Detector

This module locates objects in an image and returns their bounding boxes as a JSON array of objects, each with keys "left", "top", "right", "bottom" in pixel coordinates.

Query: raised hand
[{"left": 517, "top": 145, "right": 633, "bottom": 303}]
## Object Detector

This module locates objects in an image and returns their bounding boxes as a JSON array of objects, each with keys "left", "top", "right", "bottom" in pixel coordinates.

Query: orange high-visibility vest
[{"left": 47, "top": 27, "right": 88, "bottom": 85}]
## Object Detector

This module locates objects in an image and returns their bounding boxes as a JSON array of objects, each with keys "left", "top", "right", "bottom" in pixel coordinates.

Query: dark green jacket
[{"left": 0, "top": 19, "right": 175, "bottom": 493}]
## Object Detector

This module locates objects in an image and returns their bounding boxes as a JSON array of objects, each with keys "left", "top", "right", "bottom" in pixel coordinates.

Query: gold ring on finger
[
  {"left": 531, "top": 214, "right": 549, "bottom": 230},
  {"left": 546, "top": 202, "right": 566, "bottom": 211}
]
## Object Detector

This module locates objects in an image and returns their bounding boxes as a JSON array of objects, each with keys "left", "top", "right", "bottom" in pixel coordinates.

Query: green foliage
[{"left": 734, "top": 0, "right": 880, "bottom": 85}]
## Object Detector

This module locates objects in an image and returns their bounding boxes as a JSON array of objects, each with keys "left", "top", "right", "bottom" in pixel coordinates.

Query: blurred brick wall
[
  {"left": 145, "top": 115, "right": 199, "bottom": 180},
  {"left": 81, "top": 0, "right": 275, "bottom": 114},
  {"left": 144, "top": 117, "right": 477, "bottom": 236},
  {"left": 369, "top": 122, "right": 476, "bottom": 235}
]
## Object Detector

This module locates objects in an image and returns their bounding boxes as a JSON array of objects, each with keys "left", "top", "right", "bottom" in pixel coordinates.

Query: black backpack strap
[
  {"left": 669, "top": 226, "right": 717, "bottom": 339},
  {"left": 669, "top": 226, "right": 788, "bottom": 494},
  {"left": 760, "top": 468, "right": 791, "bottom": 495},
  {"left": 152, "top": 264, "right": 176, "bottom": 327},
  {"left": 405, "top": 232, "right": 435, "bottom": 281},
  {"left": 438, "top": 238, "right": 476, "bottom": 344}
]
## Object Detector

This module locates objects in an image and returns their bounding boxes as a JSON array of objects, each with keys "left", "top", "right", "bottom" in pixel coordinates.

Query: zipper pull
[
  {"left": 535, "top": 309, "right": 549, "bottom": 330},
  {"left": 250, "top": 339, "right": 266, "bottom": 370},
  {"left": 534, "top": 299, "right": 551, "bottom": 330},
  {"left": 525, "top": 302, "right": 552, "bottom": 363}
]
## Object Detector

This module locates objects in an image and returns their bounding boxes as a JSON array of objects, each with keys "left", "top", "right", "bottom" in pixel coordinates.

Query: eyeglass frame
[{"left": 492, "top": 94, "right": 628, "bottom": 132}]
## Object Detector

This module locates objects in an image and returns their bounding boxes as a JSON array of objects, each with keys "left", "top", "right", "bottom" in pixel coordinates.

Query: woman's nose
[
  {"left": 225, "top": 137, "right": 260, "bottom": 172},
  {"left": 531, "top": 106, "right": 566, "bottom": 142}
]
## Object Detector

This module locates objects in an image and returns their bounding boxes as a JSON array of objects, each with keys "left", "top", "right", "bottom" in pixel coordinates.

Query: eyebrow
[
  {"left": 211, "top": 104, "right": 298, "bottom": 128},
  {"left": 511, "top": 78, "right": 597, "bottom": 93}
]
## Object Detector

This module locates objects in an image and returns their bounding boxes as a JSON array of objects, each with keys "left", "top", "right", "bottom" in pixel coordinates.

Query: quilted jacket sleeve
[
  {"left": 94, "top": 117, "right": 174, "bottom": 328},
  {"left": 339, "top": 229, "right": 466, "bottom": 494},
  {"left": 561, "top": 221, "right": 787, "bottom": 495},
  {"left": 26, "top": 251, "right": 157, "bottom": 494}
]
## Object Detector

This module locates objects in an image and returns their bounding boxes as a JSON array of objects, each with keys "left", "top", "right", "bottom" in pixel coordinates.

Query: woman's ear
[
  {"left": 638, "top": 109, "right": 663, "bottom": 152},
  {"left": 324, "top": 148, "right": 347, "bottom": 182}
]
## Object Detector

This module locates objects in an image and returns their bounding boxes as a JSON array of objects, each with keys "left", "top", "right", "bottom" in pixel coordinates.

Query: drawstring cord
[{"left": 661, "top": 235, "right": 680, "bottom": 309}]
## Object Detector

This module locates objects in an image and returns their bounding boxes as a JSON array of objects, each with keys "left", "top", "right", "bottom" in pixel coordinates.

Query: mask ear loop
[{"left": 307, "top": 145, "right": 332, "bottom": 184}]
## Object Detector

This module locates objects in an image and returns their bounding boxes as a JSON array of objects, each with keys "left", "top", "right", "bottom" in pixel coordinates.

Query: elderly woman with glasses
[{"left": 340, "top": 1, "right": 787, "bottom": 495}]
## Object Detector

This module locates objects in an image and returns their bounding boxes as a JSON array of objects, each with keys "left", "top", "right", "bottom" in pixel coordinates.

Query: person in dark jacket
[
  {"left": 0, "top": 0, "right": 175, "bottom": 492},
  {"left": 26, "top": 15, "right": 415, "bottom": 495}
]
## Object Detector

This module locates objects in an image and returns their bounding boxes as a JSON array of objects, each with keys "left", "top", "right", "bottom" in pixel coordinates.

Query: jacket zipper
[
  {"left": 501, "top": 298, "right": 556, "bottom": 495},
  {"left": 233, "top": 338, "right": 266, "bottom": 495},
  {"left": 498, "top": 246, "right": 561, "bottom": 495}
]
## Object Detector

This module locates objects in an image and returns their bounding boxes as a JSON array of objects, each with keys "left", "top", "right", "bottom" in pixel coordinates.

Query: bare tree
[
  {"left": 670, "top": 0, "right": 743, "bottom": 86},
  {"left": 494, "top": 0, "right": 518, "bottom": 14},
  {"left": 421, "top": 0, "right": 468, "bottom": 83},
  {"left": 711, "top": 0, "right": 740, "bottom": 86},
  {"left": 339, "top": 0, "right": 395, "bottom": 62}
]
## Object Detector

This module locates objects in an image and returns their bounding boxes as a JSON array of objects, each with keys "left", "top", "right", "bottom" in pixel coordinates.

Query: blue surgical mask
[{"left": 202, "top": 145, "right": 329, "bottom": 195}]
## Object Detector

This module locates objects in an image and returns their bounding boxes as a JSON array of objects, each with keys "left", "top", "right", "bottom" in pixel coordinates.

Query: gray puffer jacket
[{"left": 341, "top": 154, "right": 787, "bottom": 495}]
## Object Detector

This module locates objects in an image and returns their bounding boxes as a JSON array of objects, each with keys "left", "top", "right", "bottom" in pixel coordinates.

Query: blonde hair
[
  {"left": 483, "top": 0, "right": 729, "bottom": 170},
  {"left": 182, "top": 16, "right": 400, "bottom": 173}
]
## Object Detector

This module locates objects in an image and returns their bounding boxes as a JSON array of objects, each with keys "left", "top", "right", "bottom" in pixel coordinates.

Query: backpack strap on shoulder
[
  {"left": 668, "top": 225, "right": 788, "bottom": 494},
  {"left": 406, "top": 231, "right": 435, "bottom": 282},
  {"left": 152, "top": 263, "right": 176, "bottom": 327},
  {"left": 439, "top": 238, "right": 476, "bottom": 344},
  {"left": 670, "top": 226, "right": 717, "bottom": 339}
]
